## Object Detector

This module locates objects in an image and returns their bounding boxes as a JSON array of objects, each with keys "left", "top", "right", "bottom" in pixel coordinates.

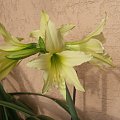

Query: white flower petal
[{"left": 58, "top": 50, "right": 92, "bottom": 67}]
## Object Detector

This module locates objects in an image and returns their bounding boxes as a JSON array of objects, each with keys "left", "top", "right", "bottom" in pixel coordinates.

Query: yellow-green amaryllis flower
[
  {"left": 27, "top": 20, "right": 92, "bottom": 98},
  {"left": 0, "top": 23, "right": 35, "bottom": 51},
  {"left": 65, "top": 17, "right": 114, "bottom": 67},
  {"left": 0, "top": 50, "right": 18, "bottom": 80}
]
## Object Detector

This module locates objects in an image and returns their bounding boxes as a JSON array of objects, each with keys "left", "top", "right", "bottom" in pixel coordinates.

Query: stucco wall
[{"left": 0, "top": 0, "right": 120, "bottom": 120}]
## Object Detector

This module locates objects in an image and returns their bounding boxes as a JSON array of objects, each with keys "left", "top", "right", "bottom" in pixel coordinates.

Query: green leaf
[
  {"left": 9, "top": 92, "right": 70, "bottom": 114},
  {"left": 0, "top": 107, "right": 9, "bottom": 120},
  {"left": 0, "top": 83, "right": 21, "bottom": 120},
  {"left": 6, "top": 48, "right": 40, "bottom": 60},
  {"left": 0, "top": 100, "right": 39, "bottom": 120},
  {"left": 66, "top": 86, "right": 79, "bottom": 120},
  {"left": 38, "top": 115, "right": 55, "bottom": 120}
]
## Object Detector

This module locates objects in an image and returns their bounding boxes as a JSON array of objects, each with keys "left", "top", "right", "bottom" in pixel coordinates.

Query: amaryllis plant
[{"left": 0, "top": 11, "right": 113, "bottom": 120}]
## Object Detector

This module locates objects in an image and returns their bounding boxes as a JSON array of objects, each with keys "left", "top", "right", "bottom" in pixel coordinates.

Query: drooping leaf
[
  {"left": 0, "top": 83, "right": 21, "bottom": 120},
  {"left": 9, "top": 92, "right": 70, "bottom": 114},
  {"left": 0, "top": 100, "right": 39, "bottom": 120}
]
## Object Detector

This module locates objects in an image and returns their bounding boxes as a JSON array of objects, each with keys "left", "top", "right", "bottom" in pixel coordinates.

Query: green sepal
[
  {"left": 6, "top": 48, "right": 40, "bottom": 60},
  {"left": 37, "top": 37, "right": 47, "bottom": 53}
]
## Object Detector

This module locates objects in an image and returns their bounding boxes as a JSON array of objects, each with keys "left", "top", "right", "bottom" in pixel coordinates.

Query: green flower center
[
  {"left": 51, "top": 53, "right": 61, "bottom": 64},
  {"left": 50, "top": 53, "right": 63, "bottom": 84}
]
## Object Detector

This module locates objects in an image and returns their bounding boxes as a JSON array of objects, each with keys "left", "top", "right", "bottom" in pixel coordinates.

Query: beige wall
[{"left": 0, "top": 0, "right": 120, "bottom": 120}]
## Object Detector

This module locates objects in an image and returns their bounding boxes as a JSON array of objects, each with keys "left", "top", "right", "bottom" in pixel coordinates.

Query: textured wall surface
[{"left": 0, "top": 0, "right": 120, "bottom": 120}]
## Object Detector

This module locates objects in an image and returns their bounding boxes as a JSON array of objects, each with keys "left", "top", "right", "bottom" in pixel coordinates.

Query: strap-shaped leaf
[
  {"left": 9, "top": 92, "right": 70, "bottom": 114},
  {"left": 66, "top": 86, "right": 80, "bottom": 120},
  {"left": 0, "top": 100, "right": 39, "bottom": 120},
  {"left": 0, "top": 84, "right": 21, "bottom": 120}
]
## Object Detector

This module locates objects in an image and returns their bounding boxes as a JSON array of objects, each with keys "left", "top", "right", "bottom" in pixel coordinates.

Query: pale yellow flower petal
[
  {"left": 30, "top": 11, "right": 49, "bottom": 39},
  {"left": 80, "top": 16, "right": 106, "bottom": 43},
  {"left": 62, "top": 67, "right": 85, "bottom": 91},
  {"left": 59, "top": 81, "right": 66, "bottom": 99},
  {"left": 66, "top": 39, "right": 104, "bottom": 53},
  {"left": 30, "top": 30, "right": 41, "bottom": 39},
  {"left": 0, "top": 60, "right": 17, "bottom": 80},
  {"left": 66, "top": 16, "right": 106, "bottom": 45},
  {"left": 58, "top": 24, "right": 75, "bottom": 36},
  {"left": 0, "top": 44, "right": 29, "bottom": 51},
  {"left": 85, "top": 39, "right": 104, "bottom": 53},
  {"left": 40, "top": 11, "right": 49, "bottom": 39},
  {"left": 59, "top": 50, "right": 92, "bottom": 67},
  {"left": 90, "top": 53, "right": 114, "bottom": 67},
  {"left": 42, "top": 71, "right": 53, "bottom": 94},
  {"left": 46, "top": 20, "right": 64, "bottom": 52},
  {"left": 27, "top": 53, "right": 51, "bottom": 70},
  {"left": 0, "top": 23, "right": 24, "bottom": 45}
]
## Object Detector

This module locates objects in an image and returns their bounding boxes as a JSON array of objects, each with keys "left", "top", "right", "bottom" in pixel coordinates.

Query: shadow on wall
[
  {"left": 2, "top": 63, "right": 120, "bottom": 120},
  {"left": 76, "top": 63, "right": 120, "bottom": 120}
]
